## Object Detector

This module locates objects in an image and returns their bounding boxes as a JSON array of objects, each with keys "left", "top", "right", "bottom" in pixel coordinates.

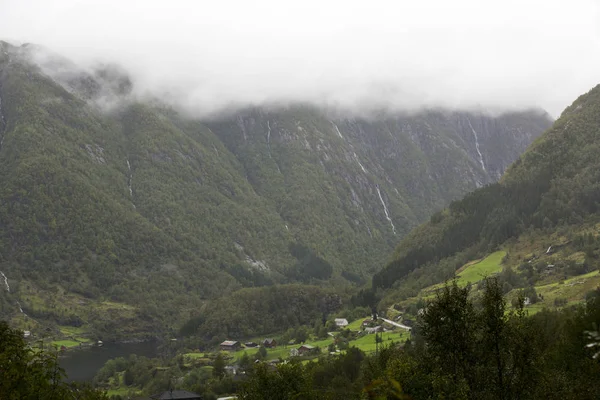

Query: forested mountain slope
[
  {"left": 0, "top": 41, "right": 551, "bottom": 335},
  {"left": 374, "top": 84, "right": 600, "bottom": 302}
]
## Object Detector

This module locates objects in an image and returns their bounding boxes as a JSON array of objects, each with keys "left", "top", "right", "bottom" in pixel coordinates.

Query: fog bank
[{"left": 3, "top": 0, "right": 600, "bottom": 117}]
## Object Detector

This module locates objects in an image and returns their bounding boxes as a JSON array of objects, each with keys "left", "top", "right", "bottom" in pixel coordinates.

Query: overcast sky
[{"left": 3, "top": 0, "right": 600, "bottom": 117}]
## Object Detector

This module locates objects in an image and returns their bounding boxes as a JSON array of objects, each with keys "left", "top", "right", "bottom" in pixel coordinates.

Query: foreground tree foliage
[
  {"left": 237, "top": 279, "right": 600, "bottom": 399},
  {"left": 415, "top": 279, "right": 542, "bottom": 399},
  {"left": 0, "top": 321, "right": 107, "bottom": 399}
]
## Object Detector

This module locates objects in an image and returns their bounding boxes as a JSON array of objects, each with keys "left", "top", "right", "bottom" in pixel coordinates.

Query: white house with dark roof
[{"left": 334, "top": 318, "right": 348, "bottom": 327}]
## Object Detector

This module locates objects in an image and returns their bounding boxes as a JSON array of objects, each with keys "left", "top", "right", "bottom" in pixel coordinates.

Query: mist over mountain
[{"left": 3, "top": 0, "right": 600, "bottom": 118}]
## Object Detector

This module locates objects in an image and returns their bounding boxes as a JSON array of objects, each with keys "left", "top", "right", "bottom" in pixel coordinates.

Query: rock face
[
  {"left": 0, "top": 41, "right": 551, "bottom": 330},
  {"left": 207, "top": 107, "right": 551, "bottom": 249}
]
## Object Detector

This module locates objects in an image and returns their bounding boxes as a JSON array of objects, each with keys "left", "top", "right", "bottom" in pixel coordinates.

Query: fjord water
[{"left": 60, "top": 341, "right": 158, "bottom": 382}]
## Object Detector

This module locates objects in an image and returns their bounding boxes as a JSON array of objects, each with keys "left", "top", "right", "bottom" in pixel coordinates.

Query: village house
[
  {"left": 297, "top": 344, "right": 316, "bottom": 355},
  {"left": 334, "top": 318, "right": 348, "bottom": 327},
  {"left": 244, "top": 341, "right": 258, "bottom": 348},
  {"left": 262, "top": 338, "right": 277, "bottom": 348},
  {"left": 220, "top": 340, "right": 241, "bottom": 351},
  {"left": 224, "top": 365, "right": 239, "bottom": 375},
  {"left": 364, "top": 326, "right": 382, "bottom": 334}
]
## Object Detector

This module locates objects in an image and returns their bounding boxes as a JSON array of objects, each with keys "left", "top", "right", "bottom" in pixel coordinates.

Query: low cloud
[{"left": 3, "top": 0, "right": 600, "bottom": 117}]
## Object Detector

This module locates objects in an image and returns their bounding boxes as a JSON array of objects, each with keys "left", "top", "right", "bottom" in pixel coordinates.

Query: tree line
[
  {"left": 0, "top": 321, "right": 107, "bottom": 399},
  {"left": 238, "top": 279, "right": 600, "bottom": 399}
]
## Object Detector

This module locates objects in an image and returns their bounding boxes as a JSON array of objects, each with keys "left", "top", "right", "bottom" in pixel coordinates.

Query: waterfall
[
  {"left": 0, "top": 271, "right": 10, "bottom": 292},
  {"left": 126, "top": 158, "right": 135, "bottom": 208},
  {"left": 332, "top": 122, "right": 344, "bottom": 139},
  {"left": 0, "top": 270, "right": 31, "bottom": 318},
  {"left": 266, "top": 121, "right": 282, "bottom": 174},
  {"left": 126, "top": 159, "right": 133, "bottom": 197},
  {"left": 0, "top": 271, "right": 28, "bottom": 317},
  {"left": 467, "top": 118, "right": 486, "bottom": 171},
  {"left": 266, "top": 120, "right": 272, "bottom": 157},
  {"left": 376, "top": 185, "right": 396, "bottom": 235},
  {"left": 16, "top": 301, "right": 27, "bottom": 317},
  {"left": 237, "top": 116, "right": 248, "bottom": 142},
  {"left": 353, "top": 152, "right": 367, "bottom": 173},
  {"left": 330, "top": 121, "right": 368, "bottom": 174}
]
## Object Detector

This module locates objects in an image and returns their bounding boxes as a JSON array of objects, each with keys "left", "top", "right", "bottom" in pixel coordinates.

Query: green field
[
  {"left": 51, "top": 340, "right": 81, "bottom": 348},
  {"left": 51, "top": 327, "right": 92, "bottom": 349},
  {"left": 456, "top": 251, "right": 506, "bottom": 286},
  {"left": 421, "top": 251, "right": 507, "bottom": 295},
  {"left": 500, "top": 270, "right": 600, "bottom": 315},
  {"left": 59, "top": 326, "right": 87, "bottom": 337},
  {"left": 346, "top": 317, "right": 368, "bottom": 331},
  {"left": 185, "top": 352, "right": 211, "bottom": 360},
  {"left": 350, "top": 331, "right": 410, "bottom": 353},
  {"left": 535, "top": 270, "right": 600, "bottom": 301},
  {"left": 226, "top": 331, "right": 408, "bottom": 361},
  {"left": 106, "top": 387, "right": 140, "bottom": 397},
  {"left": 535, "top": 270, "right": 599, "bottom": 308},
  {"left": 183, "top": 317, "right": 412, "bottom": 365},
  {"left": 231, "top": 342, "right": 313, "bottom": 362}
]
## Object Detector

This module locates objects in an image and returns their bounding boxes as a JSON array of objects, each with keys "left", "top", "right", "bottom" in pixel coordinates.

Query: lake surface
[{"left": 60, "top": 341, "right": 159, "bottom": 382}]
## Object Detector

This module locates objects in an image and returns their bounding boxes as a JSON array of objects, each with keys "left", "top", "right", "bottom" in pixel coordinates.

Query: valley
[
  {"left": 0, "top": 40, "right": 552, "bottom": 341},
  {"left": 2, "top": 0, "right": 600, "bottom": 398}
]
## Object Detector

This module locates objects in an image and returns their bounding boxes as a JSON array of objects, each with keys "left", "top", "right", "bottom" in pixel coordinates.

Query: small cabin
[
  {"left": 334, "top": 318, "right": 348, "bottom": 327},
  {"left": 262, "top": 338, "right": 277, "bottom": 348},
  {"left": 364, "top": 326, "right": 382, "bottom": 334},
  {"left": 220, "top": 340, "right": 241, "bottom": 351},
  {"left": 244, "top": 341, "right": 258, "bottom": 348},
  {"left": 298, "top": 344, "right": 316, "bottom": 355}
]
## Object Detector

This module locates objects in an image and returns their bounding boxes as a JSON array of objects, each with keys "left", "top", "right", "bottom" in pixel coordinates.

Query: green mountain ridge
[
  {"left": 0, "top": 41, "right": 551, "bottom": 337},
  {"left": 375, "top": 84, "right": 600, "bottom": 310}
]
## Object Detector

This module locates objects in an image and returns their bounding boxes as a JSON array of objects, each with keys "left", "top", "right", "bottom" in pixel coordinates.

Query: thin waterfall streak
[
  {"left": 467, "top": 118, "right": 486, "bottom": 171},
  {"left": 376, "top": 185, "right": 396, "bottom": 235},
  {"left": 0, "top": 271, "right": 9, "bottom": 292}
]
